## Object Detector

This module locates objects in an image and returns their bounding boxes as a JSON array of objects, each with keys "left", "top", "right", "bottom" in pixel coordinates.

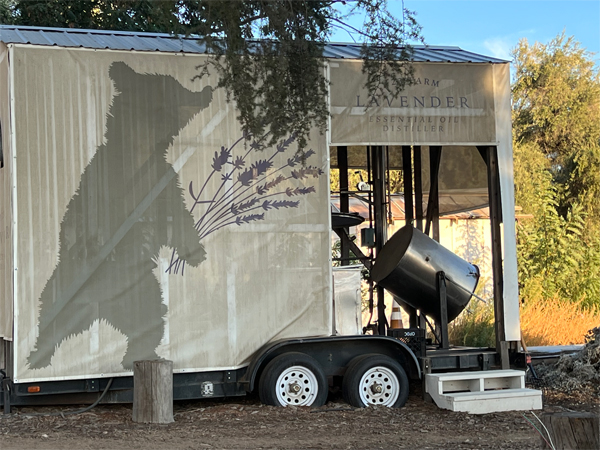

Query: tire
[
  {"left": 342, "top": 354, "right": 409, "bottom": 408},
  {"left": 258, "top": 352, "right": 328, "bottom": 407}
]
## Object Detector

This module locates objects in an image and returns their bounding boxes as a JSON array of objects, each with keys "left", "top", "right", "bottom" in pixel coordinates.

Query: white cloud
[{"left": 482, "top": 28, "right": 539, "bottom": 61}]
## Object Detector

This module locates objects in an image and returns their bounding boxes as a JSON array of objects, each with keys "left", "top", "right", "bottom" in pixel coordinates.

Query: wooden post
[
  {"left": 540, "top": 412, "right": 599, "bottom": 450},
  {"left": 413, "top": 146, "right": 423, "bottom": 232},
  {"left": 337, "top": 146, "right": 350, "bottom": 266},
  {"left": 132, "top": 360, "right": 174, "bottom": 424}
]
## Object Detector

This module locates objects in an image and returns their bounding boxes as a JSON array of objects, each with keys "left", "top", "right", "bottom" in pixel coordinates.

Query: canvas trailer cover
[{"left": 0, "top": 26, "right": 519, "bottom": 389}]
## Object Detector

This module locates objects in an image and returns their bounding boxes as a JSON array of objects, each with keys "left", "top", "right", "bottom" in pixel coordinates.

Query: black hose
[{"left": 20, "top": 378, "right": 114, "bottom": 417}]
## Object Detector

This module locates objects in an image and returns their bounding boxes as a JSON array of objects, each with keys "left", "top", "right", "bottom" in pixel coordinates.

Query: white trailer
[{"left": 0, "top": 26, "right": 523, "bottom": 412}]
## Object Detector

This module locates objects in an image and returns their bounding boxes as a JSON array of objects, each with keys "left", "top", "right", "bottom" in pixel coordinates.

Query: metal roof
[{"left": 0, "top": 25, "right": 508, "bottom": 64}]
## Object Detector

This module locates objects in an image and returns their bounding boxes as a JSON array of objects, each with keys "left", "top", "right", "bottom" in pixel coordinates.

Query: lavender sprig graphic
[
  {"left": 197, "top": 165, "right": 315, "bottom": 238},
  {"left": 203, "top": 174, "right": 288, "bottom": 232},
  {"left": 198, "top": 178, "right": 314, "bottom": 239},
  {"left": 200, "top": 134, "right": 297, "bottom": 219},
  {"left": 189, "top": 134, "right": 250, "bottom": 214},
  {"left": 286, "top": 186, "right": 316, "bottom": 196},
  {"left": 237, "top": 213, "right": 264, "bottom": 225},
  {"left": 237, "top": 160, "right": 274, "bottom": 186},
  {"left": 165, "top": 248, "right": 186, "bottom": 275},
  {"left": 291, "top": 166, "right": 323, "bottom": 180},
  {"left": 201, "top": 197, "right": 301, "bottom": 239},
  {"left": 186, "top": 133, "right": 322, "bottom": 246},
  {"left": 193, "top": 133, "right": 269, "bottom": 228},
  {"left": 257, "top": 175, "right": 285, "bottom": 195},
  {"left": 196, "top": 146, "right": 298, "bottom": 233},
  {"left": 211, "top": 146, "right": 231, "bottom": 171},
  {"left": 203, "top": 213, "right": 266, "bottom": 237},
  {"left": 197, "top": 146, "right": 318, "bottom": 231}
]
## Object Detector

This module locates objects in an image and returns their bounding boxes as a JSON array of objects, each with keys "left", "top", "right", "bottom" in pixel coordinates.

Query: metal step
[{"left": 425, "top": 370, "right": 542, "bottom": 414}]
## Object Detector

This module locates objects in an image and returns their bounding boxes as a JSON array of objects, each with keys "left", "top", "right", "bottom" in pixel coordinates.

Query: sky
[{"left": 331, "top": 0, "right": 600, "bottom": 64}]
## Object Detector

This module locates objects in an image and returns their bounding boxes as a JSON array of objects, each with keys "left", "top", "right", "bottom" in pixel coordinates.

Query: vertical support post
[
  {"left": 401, "top": 145, "right": 419, "bottom": 329},
  {"left": 418, "top": 310, "right": 428, "bottom": 334},
  {"left": 366, "top": 146, "right": 374, "bottom": 317},
  {"left": 2, "top": 340, "right": 12, "bottom": 414},
  {"left": 437, "top": 272, "right": 449, "bottom": 350},
  {"left": 413, "top": 147, "right": 429, "bottom": 331},
  {"left": 478, "top": 146, "right": 508, "bottom": 368},
  {"left": 372, "top": 146, "right": 388, "bottom": 336},
  {"left": 337, "top": 146, "right": 350, "bottom": 266},
  {"left": 413, "top": 146, "right": 424, "bottom": 232},
  {"left": 425, "top": 146, "right": 442, "bottom": 241},
  {"left": 401, "top": 146, "right": 413, "bottom": 226},
  {"left": 421, "top": 357, "right": 433, "bottom": 403},
  {"left": 133, "top": 360, "right": 174, "bottom": 424},
  {"left": 386, "top": 146, "right": 393, "bottom": 226},
  {"left": 2, "top": 378, "right": 10, "bottom": 414},
  {"left": 404, "top": 305, "right": 418, "bottom": 328}
]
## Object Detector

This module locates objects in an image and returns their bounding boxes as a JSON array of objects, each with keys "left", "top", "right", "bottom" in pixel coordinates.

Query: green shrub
[{"left": 448, "top": 300, "right": 495, "bottom": 348}]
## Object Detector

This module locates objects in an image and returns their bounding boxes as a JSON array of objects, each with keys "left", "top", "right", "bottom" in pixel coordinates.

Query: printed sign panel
[
  {"left": 12, "top": 46, "right": 331, "bottom": 382},
  {"left": 330, "top": 61, "right": 497, "bottom": 145}
]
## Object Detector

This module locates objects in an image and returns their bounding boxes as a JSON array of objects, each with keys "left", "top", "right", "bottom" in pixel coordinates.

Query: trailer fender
[{"left": 242, "top": 335, "right": 421, "bottom": 392}]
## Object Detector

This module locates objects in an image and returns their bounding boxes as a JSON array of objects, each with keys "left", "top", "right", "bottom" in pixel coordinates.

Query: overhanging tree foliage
[{"left": 4, "top": 0, "right": 423, "bottom": 149}]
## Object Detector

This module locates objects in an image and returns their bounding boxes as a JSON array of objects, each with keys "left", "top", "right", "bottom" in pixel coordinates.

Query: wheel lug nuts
[{"left": 370, "top": 383, "right": 383, "bottom": 394}]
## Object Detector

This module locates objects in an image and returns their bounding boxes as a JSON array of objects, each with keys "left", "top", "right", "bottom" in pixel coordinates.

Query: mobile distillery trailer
[{"left": 0, "top": 25, "right": 534, "bottom": 413}]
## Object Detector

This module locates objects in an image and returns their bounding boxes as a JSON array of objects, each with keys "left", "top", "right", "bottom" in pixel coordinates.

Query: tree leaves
[
  {"left": 512, "top": 33, "right": 600, "bottom": 308},
  {"left": 10, "top": 0, "right": 185, "bottom": 32},
  {"left": 512, "top": 33, "right": 600, "bottom": 236},
  {"left": 6, "top": 1, "right": 423, "bottom": 150}
]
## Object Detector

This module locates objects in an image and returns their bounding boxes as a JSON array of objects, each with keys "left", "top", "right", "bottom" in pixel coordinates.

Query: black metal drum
[{"left": 371, "top": 225, "right": 479, "bottom": 322}]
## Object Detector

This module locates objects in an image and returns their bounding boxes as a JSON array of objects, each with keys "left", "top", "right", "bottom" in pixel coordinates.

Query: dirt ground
[{"left": 1, "top": 380, "right": 597, "bottom": 450}]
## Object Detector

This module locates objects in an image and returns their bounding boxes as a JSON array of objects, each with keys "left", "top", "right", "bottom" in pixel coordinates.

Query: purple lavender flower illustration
[{"left": 169, "top": 133, "right": 322, "bottom": 274}]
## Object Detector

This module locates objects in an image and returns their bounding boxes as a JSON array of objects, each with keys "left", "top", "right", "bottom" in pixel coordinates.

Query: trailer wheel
[
  {"left": 342, "top": 354, "right": 409, "bottom": 408},
  {"left": 258, "top": 352, "right": 328, "bottom": 407}
]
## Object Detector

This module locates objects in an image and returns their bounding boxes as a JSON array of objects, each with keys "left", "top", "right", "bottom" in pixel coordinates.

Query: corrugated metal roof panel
[
  {"left": 413, "top": 47, "right": 454, "bottom": 62},
  {"left": 323, "top": 43, "right": 363, "bottom": 59},
  {"left": 180, "top": 38, "right": 206, "bottom": 53},
  {"left": 153, "top": 36, "right": 189, "bottom": 53},
  {"left": 67, "top": 32, "right": 106, "bottom": 49},
  {"left": 0, "top": 25, "right": 508, "bottom": 63}
]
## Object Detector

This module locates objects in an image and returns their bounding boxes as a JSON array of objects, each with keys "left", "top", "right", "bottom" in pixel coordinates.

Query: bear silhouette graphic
[{"left": 27, "top": 62, "right": 212, "bottom": 370}]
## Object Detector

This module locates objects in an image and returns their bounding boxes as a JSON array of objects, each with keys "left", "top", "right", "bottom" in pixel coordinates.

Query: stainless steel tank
[{"left": 371, "top": 225, "right": 480, "bottom": 322}]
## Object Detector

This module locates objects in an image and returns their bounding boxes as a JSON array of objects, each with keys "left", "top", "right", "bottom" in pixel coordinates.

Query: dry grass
[{"left": 520, "top": 297, "right": 600, "bottom": 346}]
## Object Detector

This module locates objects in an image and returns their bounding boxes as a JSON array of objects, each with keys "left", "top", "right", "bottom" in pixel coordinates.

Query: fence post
[{"left": 132, "top": 360, "right": 174, "bottom": 424}]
